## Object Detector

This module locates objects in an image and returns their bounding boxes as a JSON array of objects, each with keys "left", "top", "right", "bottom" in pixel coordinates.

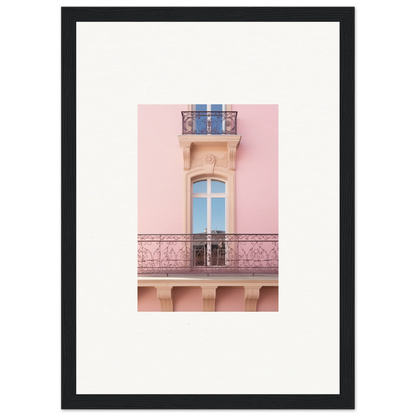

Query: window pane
[
  {"left": 211, "top": 180, "right": 225, "bottom": 193},
  {"left": 211, "top": 104, "right": 223, "bottom": 134},
  {"left": 211, "top": 198, "right": 225, "bottom": 233},
  {"left": 193, "top": 180, "right": 207, "bottom": 193},
  {"left": 193, "top": 198, "right": 207, "bottom": 234},
  {"left": 195, "top": 104, "right": 207, "bottom": 134}
]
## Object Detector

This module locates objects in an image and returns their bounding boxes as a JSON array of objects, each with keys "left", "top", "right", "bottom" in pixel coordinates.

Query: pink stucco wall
[
  {"left": 215, "top": 287, "right": 245, "bottom": 311},
  {"left": 137, "top": 105, "right": 185, "bottom": 233},
  {"left": 137, "top": 287, "right": 160, "bottom": 312},
  {"left": 172, "top": 287, "right": 203, "bottom": 312},
  {"left": 257, "top": 287, "right": 279, "bottom": 311},
  {"left": 233, "top": 105, "right": 278, "bottom": 233}
]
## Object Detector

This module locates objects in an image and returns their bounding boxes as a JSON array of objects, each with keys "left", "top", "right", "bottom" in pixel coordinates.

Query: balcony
[
  {"left": 181, "top": 111, "right": 238, "bottom": 135},
  {"left": 137, "top": 234, "right": 279, "bottom": 276}
]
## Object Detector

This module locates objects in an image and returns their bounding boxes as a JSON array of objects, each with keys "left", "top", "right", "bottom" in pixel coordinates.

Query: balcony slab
[{"left": 137, "top": 275, "right": 278, "bottom": 287}]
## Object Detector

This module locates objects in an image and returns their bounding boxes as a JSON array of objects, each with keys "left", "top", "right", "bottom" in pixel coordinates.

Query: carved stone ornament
[
  {"left": 204, "top": 154, "right": 216, "bottom": 174},
  {"left": 205, "top": 154, "right": 215, "bottom": 164},
  {"left": 178, "top": 135, "right": 241, "bottom": 171},
  {"left": 191, "top": 153, "right": 228, "bottom": 170},
  {"left": 190, "top": 157, "right": 204, "bottom": 169},
  {"left": 216, "top": 154, "right": 228, "bottom": 168}
]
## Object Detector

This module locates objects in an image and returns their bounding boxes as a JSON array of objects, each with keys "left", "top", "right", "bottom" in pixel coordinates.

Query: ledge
[
  {"left": 178, "top": 134, "right": 241, "bottom": 147},
  {"left": 137, "top": 275, "right": 278, "bottom": 287}
]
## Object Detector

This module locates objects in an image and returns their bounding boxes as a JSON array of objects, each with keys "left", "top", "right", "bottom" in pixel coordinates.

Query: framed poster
[{"left": 62, "top": 7, "right": 354, "bottom": 409}]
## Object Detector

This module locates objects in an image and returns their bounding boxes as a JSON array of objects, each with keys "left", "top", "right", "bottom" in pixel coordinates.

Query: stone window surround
[{"left": 178, "top": 135, "right": 241, "bottom": 234}]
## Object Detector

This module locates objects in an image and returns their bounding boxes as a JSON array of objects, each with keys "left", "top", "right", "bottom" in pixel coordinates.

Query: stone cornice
[
  {"left": 178, "top": 135, "right": 241, "bottom": 171},
  {"left": 178, "top": 135, "right": 241, "bottom": 147}
]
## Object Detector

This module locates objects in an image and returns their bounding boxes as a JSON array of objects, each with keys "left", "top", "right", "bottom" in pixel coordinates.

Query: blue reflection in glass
[
  {"left": 193, "top": 198, "right": 207, "bottom": 233},
  {"left": 195, "top": 104, "right": 207, "bottom": 134},
  {"left": 211, "top": 180, "right": 225, "bottom": 193},
  {"left": 211, "top": 104, "right": 223, "bottom": 135},
  {"left": 211, "top": 198, "right": 225, "bottom": 232},
  {"left": 193, "top": 180, "right": 207, "bottom": 193}
]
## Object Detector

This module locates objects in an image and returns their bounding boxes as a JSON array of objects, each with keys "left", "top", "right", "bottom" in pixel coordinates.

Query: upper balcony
[{"left": 181, "top": 111, "right": 238, "bottom": 135}]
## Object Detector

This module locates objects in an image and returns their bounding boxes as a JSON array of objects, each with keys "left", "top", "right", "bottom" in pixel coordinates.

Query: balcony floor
[{"left": 138, "top": 274, "right": 278, "bottom": 287}]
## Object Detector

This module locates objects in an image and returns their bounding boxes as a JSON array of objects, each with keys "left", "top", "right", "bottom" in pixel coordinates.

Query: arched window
[
  {"left": 192, "top": 179, "right": 226, "bottom": 234},
  {"left": 183, "top": 169, "right": 236, "bottom": 235},
  {"left": 192, "top": 179, "right": 227, "bottom": 267}
]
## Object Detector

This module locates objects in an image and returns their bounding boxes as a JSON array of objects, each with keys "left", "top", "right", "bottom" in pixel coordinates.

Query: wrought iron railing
[
  {"left": 137, "top": 234, "right": 278, "bottom": 275},
  {"left": 181, "top": 111, "right": 238, "bottom": 135}
]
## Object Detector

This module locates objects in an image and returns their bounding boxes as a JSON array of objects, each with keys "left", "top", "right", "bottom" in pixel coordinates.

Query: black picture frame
[{"left": 62, "top": 7, "right": 354, "bottom": 409}]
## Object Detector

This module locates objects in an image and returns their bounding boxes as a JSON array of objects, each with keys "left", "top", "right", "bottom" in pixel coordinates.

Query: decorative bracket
[
  {"left": 244, "top": 286, "right": 262, "bottom": 312},
  {"left": 157, "top": 286, "right": 173, "bottom": 312},
  {"left": 201, "top": 286, "right": 217, "bottom": 311},
  {"left": 180, "top": 143, "right": 192, "bottom": 171},
  {"left": 228, "top": 143, "right": 238, "bottom": 171}
]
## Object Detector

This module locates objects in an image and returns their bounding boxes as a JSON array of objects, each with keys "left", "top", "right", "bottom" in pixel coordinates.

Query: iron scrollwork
[
  {"left": 137, "top": 234, "right": 279, "bottom": 275},
  {"left": 181, "top": 111, "right": 238, "bottom": 135}
]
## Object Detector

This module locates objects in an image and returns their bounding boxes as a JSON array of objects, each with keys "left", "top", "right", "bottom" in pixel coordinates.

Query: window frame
[
  {"left": 191, "top": 179, "right": 227, "bottom": 234},
  {"left": 183, "top": 170, "right": 236, "bottom": 235},
  {"left": 191, "top": 179, "right": 228, "bottom": 268}
]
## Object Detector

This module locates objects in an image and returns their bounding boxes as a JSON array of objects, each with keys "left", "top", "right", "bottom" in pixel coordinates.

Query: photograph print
[{"left": 137, "top": 104, "right": 279, "bottom": 312}]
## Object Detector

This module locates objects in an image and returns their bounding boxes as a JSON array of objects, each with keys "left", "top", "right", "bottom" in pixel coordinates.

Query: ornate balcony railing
[
  {"left": 137, "top": 234, "right": 278, "bottom": 275},
  {"left": 181, "top": 111, "right": 238, "bottom": 135}
]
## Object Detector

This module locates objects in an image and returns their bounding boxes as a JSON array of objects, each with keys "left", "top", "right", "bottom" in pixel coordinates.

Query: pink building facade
[{"left": 137, "top": 105, "right": 278, "bottom": 311}]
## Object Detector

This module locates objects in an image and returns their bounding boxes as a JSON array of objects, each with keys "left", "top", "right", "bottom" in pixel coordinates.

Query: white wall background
[{"left": 77, "top": 21, "right": 339, "bottom": 395}]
